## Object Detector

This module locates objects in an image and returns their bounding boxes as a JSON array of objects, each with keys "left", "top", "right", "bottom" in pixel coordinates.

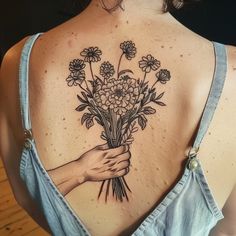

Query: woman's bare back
[{"left": 1, "top": 1, "right": 236, "bottom": 235}]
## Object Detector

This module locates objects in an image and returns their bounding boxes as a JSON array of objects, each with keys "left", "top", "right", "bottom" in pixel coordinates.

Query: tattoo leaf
[
  {"left": 122, "top": 121, "right": 138, "bottom": 144},
  {"left": 81, "top": 91, "right": 88, "bottom": 101},
  {"left": 140, "top": 81, "right": 149, "bottom": 92},
  {"left": 138, "top": 115, "right": 147, "bottom": 130},
  {"left": 88, "top": 107, "right": 98, "bottom": 116},
  {"left": 76, "top": 104, "right": 88, "bottom": 112},
  {"left": 149, "top": 87, "right": 156, "bottom": 94},
  {"left": 153, "top": 101, "right": 166, "bottom": 106},
  {"left": 150, "top": 92, "right": 157, "bottom": 101},
  {"left": 77, "top": 95, "right": 87, "bottom": 103},
  {"left": 95, "top": 117, "right": 103, "bottom": 125},
  {"left": 88, "top": 80, "right": 95, "bottom": 90},
  {"left": 143, "top": 85, "right": 149, "bottom": 93},
  {"left": 95, "top": 75, "right": 104, "bottom": 84},
  {"left": 98, "top": 108, "right": 111, "bottom": 122},
  {"left": 87, "top": 93, "right": 93, "bottom": 99},
  {"left": 142, "top": 106, "right": 156, "bottom": 115},
  {"left": 141, "top": 94, "right": 150, "bottom": 106},
  {"left": 117, "top": 117, "right": 122, "bottom": 130},
  {"left": 156, "top": 92, "right": 165, "bottom": 100},
  {"left": 86, "top": 117, "right": 94, "bottom": 129},
  {"left": 118, "top": 69, "right": 134, "bottom": 78},
  {"left": 81, "top": 113, "right": 93, "bottom": 125},
  {"left": 122, "top": 108, "right": 136, "bottom": 123}
]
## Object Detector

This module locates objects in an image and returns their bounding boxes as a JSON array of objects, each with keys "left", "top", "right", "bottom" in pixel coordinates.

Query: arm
[
  {"left": 48, "top": 143, "right": 131, "bottom": 196},
  {"left": 0, "top": 118, "right": 52, "bottom": 235},
  {"left": 210, "top": 45, "right": 236, "bottom": 236},
  {"left": 0, "top": 39, "right": 51, "bottom": 235}
]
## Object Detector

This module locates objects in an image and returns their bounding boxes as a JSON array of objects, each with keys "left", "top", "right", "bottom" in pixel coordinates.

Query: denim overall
[{"left": 19, "top": 33, "right": 227, "bottom": 236}]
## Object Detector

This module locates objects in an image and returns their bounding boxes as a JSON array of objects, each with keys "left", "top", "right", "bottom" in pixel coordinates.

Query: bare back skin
[{"left": 1, "top": 0, "right": 236, "bottom": 235}]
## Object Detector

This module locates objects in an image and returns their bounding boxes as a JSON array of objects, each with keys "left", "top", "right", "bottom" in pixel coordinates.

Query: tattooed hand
[
  {"left": 48, "top": 144, "right": 131, "bottom": 196},
  {"left": 76, "top": 143, "right": 131, "bottom": 182}
]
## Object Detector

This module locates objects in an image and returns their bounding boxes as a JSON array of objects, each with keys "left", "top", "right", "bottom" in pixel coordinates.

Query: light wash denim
[{"left": 19, "top": 33, "right": 227, "bottom": 236}]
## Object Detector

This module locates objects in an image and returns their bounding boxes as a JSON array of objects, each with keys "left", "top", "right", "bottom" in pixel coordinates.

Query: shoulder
[
  {"left": 0, "top": 36, "right": 30, "bottom": 98},
  {"left": 226, "top": 44, "right": 236, "bottom": 82},
  {"left": 221, "top": 44, "right": 236, "bottom": 103},
  {"left": 1, "top": 35, "right": 30, "bottom": 69}
]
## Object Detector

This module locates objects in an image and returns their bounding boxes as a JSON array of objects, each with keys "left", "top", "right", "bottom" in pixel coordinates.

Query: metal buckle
[
  {"left": 188, "top": 158, "right": 199, "bottom": 171},
  {"left": 24, "top": 129, "right": 33, "bottom": 140},
  {"left": 187, "top": 146, "right": 199, "bottom": 171},
  {"left": 23, "top": 129, "right": 33, "bottom": 150},
  {"left": 187, "top": 146, "right": 199, "bottom": 159}
]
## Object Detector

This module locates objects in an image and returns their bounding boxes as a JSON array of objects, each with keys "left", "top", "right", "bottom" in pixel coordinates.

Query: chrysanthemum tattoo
[{"left": 66, "top": 41, "right": 171, "bottom": 202}]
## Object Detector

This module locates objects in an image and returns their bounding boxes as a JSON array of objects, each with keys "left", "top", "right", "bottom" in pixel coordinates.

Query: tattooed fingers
[
  {"left": 104, "top": 145, "right": 129, "bottom": 159},
  {"left": 114, "top": 167, "right": 130, "bottom": 178},
  {"left": 96, "top": 143, "right": 109, "bottom": 150},
  {"left": 76, "top": 144, "right": 131, "bottom": 182}
]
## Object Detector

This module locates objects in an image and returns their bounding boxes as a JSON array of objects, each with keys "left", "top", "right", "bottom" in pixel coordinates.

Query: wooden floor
[{"left": 0, "top": 159, "right": 49, "bottom": 236}]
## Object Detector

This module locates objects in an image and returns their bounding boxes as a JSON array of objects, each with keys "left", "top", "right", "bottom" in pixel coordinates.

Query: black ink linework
[{"left": 66, "top": 41, "right": 171, "bottom": 202}]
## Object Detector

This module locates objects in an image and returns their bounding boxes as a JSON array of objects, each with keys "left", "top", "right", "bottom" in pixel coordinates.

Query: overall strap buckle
[
  {"left": 24, "top": 129, "right": 33, "bottom": 150},
  {"left": 24, "top": 129, "right": 33, "bottom": 140},
  {"left": 187, "top": 146, "right": 199, "bottom": 171}
]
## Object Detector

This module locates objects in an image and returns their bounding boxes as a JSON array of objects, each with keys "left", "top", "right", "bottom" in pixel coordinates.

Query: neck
[
  {"left": 122, "top": 0, "right": 165, "bottom": 13},
  {"left": 85, "top": 0, "right": 165, "bottom": 16}
]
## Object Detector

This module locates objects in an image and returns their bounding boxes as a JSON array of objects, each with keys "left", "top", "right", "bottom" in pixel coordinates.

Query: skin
[{"left": 0, "top": 0, "right": 236, "bottom": 235}]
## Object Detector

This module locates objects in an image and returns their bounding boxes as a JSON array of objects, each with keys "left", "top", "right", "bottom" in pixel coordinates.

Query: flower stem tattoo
[{"left": 66, "top": 41, "right": 171, "bottom": 202}]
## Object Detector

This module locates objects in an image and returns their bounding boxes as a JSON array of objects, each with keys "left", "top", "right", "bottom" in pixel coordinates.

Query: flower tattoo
[
  {"left": 120, "top": 41, "right": 137, "bottom": 60},
  {"left": 100, "top": 61, "right": 115, "bottom": 79},
  {"left": 80, "top": 47, "right": 102, "bottom": 62},
  {"left": 156, "top": 69, "right": 171, "bottom": 84},
  {"left": 69, "top": 59, "right": 86, "bottom": 72},
  {"left": 66, "top": 71, "right": 85, "bottom": 87},
  {"left": 66, "top": 41, "right": 172, "bottom": 202},
  {"left": 139, "top": 54, "right": 161, "bottom": 73},
  {"left": 66, "top": 59, "right": 86, "bottom": 87},
  {"left": 94, "top": 76, "right": 139, "bottom": 115}
]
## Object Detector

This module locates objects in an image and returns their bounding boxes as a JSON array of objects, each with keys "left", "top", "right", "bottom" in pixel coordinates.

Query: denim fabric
[{"left": 19, "top": 33, "right": 227, "bottom": 236}]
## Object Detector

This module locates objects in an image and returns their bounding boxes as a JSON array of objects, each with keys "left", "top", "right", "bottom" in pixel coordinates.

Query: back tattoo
[{"left": 66, "top": 41, "right": 171, "bottom": 202}]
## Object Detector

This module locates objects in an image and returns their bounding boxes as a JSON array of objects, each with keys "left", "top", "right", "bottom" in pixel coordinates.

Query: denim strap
[
  {"left": 19, "top": 33, "right": 42, "bottom": 130},
  {"left": 192, "top": 42, "right": 227, "bottom": 151}
]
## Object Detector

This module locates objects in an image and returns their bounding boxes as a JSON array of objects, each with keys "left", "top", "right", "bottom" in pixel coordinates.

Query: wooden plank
[
  {"left": 0, "top": 159, "right": 49, "bottom": 236},
  {"left": 0, "top": 161, "right": 7, "bottom": 182}
]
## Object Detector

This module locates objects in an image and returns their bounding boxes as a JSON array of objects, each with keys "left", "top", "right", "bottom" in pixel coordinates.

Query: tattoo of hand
[{"left": 48, "top": 144, "right": 130, "bottom": 198}]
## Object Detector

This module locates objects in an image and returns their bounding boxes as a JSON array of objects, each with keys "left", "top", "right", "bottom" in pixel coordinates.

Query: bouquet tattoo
[{"left": 66, "top": 41, "right": 171, "bottom": 202}]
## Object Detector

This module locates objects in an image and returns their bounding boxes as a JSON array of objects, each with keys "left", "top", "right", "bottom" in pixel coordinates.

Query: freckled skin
[{"left": 1, "top": 1, "right": 236, "bottom": 236}]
